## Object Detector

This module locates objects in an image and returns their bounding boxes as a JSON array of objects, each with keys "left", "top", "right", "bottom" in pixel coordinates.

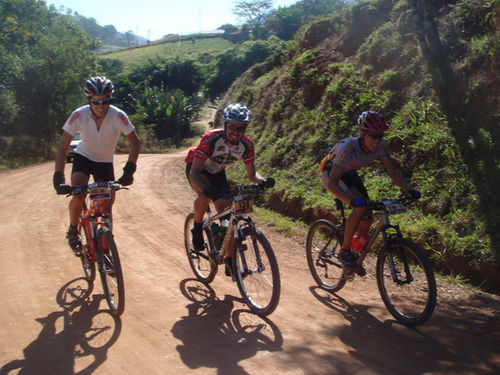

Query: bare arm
[
  {"left": 125, "top": 130, "right": 140, "bottom": 163},
  {"left": 383, "top": 157, "right": 410, "bottom": 193},
  {"left": 245, "top": 161, "right": 266, "bottom": 184},
  {"left": 54, "top": 131, "right": 74, "bottom": 173}
]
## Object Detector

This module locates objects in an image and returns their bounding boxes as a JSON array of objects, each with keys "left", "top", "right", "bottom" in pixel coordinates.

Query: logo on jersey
[
  {"left": 68, "top": 112, "right": 80, "bottom": 125},
  {"left": 117, "top": 113, "right": 129, "bottom": 126}
]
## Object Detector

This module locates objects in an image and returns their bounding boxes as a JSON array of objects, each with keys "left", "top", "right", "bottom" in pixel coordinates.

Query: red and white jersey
[
  {"left": 320, "top": 137, "right": 389, "bottom": 176},
  {"left": 62, "top": 105, "right": 135, "bottom": 163},
  {"left": 185, "top": 129, "right": 255, "bottom": 174}
]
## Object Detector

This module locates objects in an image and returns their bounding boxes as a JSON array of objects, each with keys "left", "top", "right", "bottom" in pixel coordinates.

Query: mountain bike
[
  {"left": 184, "top": 183, "right": 281, "bottom": 316},
  {"left": 60, "top": 181, "right": 126, "bottom": 316},
  {"left": 306, "top": 197, "right": 437, "bottom": 326}
]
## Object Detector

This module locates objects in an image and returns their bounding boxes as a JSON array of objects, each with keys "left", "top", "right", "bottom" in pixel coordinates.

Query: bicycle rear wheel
[
  {"left": 184, "top": 213, "right": 217, "bottom": 283},
  {"left": 376, "top": 238, "right": 437, "bottom": 327},
  {"left": 98, "top": 227, "right": 125, "bottom": 316},
  {"left": 79, "top": 220, "right": 96, "bottom": 282},
  {"left": 233, "top": 226, "right": 280, "bottom": 316},
  {"left": 306, "top": 219, "right": 346, "bottom": 292}
]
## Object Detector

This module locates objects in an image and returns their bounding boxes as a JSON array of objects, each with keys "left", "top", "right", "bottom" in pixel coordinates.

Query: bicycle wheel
[
  {"left": 233, "top": 226, "right": 280, "bottom": 316},
  {"left": 376, "top": 238, "right": 437, "bottom": 327},
  {"left": 306, "top": 219, "right": 346, "bottom": 292},
  {"left": 97, "top": 227, "right": 125, "bottom": 316},
  {"left": 79, "top": 220, "right": 96, "bottom": 282},
  {"left": 184, "top": 213, "right": 217, "bottom": 283}
]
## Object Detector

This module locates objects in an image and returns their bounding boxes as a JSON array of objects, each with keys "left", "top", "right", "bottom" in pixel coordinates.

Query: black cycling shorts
[
  {"left": 341, "top": 171, "right": 369, "bottom": 200},
  {"left": 185, "top": 163, "right": 230, "bottom": 191},
  {"left": 72, "top": 153, "right": 115, "bottom": 182}
]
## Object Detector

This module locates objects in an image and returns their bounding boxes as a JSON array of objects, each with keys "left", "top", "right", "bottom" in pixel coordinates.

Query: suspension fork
[{"left": 382, "top": 224, "right": 412, "bottom": 284}]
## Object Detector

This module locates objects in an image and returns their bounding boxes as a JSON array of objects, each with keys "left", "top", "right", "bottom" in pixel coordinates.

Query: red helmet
[
  {"left": 84, "top": 76, "right": 114, "bottom": 97},
  {"left": 358, "top": 111, "right": 389, "bottom": 134}
]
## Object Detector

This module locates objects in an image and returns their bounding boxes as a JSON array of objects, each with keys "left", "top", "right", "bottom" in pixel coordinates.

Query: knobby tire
[
  {"left": 184, "top": 213, "right": 218, "bottom": 284},
  {"left": 306, "top": 219, "right": 346, "bottom": 292},
  {"left": 376, "top": 238, "right": 437, "bottom": 326},
  {"left": 98, "top": 226, "right": 125, "bottom": 316},
  {"left": 233, "top": 226, "right": 280, "bottom": 316}
]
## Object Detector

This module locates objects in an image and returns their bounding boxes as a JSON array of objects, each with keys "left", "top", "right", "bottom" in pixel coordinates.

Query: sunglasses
[
  {"left": 90, "top": 99, "right": 112, "bottom": 106},
  {"left": 227, "top": 124, "right": 247, "bottom": 133},
  {"left": 368, "top": 133, "right": 384, "bottom": 140}
]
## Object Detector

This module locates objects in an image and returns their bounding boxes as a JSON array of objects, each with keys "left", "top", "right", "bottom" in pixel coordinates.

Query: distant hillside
[
  {"left": 218, "top": 0, "right": 499, "bottom": 292},
  {"left": 49, "top": 6, "right": 147, "bottom": 50}
]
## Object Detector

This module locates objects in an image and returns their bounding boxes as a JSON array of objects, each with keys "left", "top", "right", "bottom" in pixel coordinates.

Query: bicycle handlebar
[
  {"left": 58, "top": 181, "right": 126, "bottom": 196},
  {"left": 221, "top": 183, "right": 267, "bottom": 199}
]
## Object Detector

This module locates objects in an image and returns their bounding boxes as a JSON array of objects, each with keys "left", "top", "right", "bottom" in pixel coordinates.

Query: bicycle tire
[
  {"left": 98, "top": 227, "right": 125, "bottom": 316},
  {"left": 184, "top": 213, "right": 218, "bottom": 284},
  {"left": 306, "top": 219, "right": 346, "bottom": 292},
  {"left": 79, "top": 219, "right": 96, "bottom": 282},
  {"left": 233, "top": 226, "right": 280, "bottom": 316},
  {"left": 376, "top": 238, "right": 437, "bottom": 327}
]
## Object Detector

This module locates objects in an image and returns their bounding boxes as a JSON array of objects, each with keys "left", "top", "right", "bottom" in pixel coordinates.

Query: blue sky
[{"left": 45, "top": 0, "right": 300, "bottom": 41}]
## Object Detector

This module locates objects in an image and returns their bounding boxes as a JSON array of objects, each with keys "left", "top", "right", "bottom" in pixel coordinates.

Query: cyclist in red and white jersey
[
  {"left": 53, "top": 76, "right": 140, "bottom": 253},
  {"left": 186, "top": 103, "right": 274, "bottom": 272},
  {"left": 320, "top": 111, "right": 420, "bottom": 268}
]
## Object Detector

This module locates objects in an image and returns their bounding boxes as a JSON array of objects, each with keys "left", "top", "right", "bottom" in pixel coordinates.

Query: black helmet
[
  {"left": 84, "top": 76, "right": 114, "bottom": 97},
  {"left": 222, "top": 103, "right": 251, "bottom": 123}
]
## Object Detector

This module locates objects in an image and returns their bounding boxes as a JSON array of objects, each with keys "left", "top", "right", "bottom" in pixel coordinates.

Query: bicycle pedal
[{"left": 356, "top": 265, "right": 366, "bottom": 277}]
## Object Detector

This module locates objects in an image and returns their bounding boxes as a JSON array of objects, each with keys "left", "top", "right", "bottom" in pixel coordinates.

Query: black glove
[
  {"left": 53, "top": 171, "right": 66, "bottom": 194},
  {"left": 263, "top": 177, "right": 275, "bottom": 188},
  {"left": 117, "top": 161, "right": 136, "bottom": 186},
  {"left": 202, "top": 185, "right": 222, "bottom": 201},
  {"left": 407, "top": 189, "right": 421, "bottom": 200},
  {"left": 57, "top": 184, "right": 73, "bottom": 195},
  {"left": 350, "top": 197, "right": 367, "bottom": 207}
]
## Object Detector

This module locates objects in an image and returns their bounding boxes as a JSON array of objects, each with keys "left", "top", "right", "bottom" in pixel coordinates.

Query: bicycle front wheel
[
  {"left": 376, "top": 238, "right": 437, "bottom": 327},
  {"left": 184, "top": 213, "right": 217, "bottom": 284},
  {"left": 98, "top": 227, "right": 125, "bottom": 316},
  {"left": 306, "top": 220, "right": 346, "bottom": 292},
  {"left": 233, "top": 226, "right": 280, "bottom": 316},
  {"left": 79, "top": 220, "right": 96, "bottom": 282}
]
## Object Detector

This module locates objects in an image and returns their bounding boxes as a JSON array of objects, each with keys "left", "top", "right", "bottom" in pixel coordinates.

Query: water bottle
[
  {"left": 211, "top": 223, "right": 222, "bottom": 250},
  {"left": 351, "top": 234, "right": 369, "bottom": 253},
  {"left": 220, "top": 219, "right": 230, "bottom": 237}
]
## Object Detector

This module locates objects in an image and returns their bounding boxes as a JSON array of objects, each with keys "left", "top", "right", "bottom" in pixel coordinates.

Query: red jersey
[{"left": 185, "top": 129, "right": 255, "bottom": 174}]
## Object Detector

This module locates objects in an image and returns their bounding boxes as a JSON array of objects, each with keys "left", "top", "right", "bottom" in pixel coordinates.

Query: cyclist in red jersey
[
  {"left": 185, "top": 103, "right": 274, "bottom": 274},
  {"left": 320, "top": 111, "right": 420, "bottom": 269}
]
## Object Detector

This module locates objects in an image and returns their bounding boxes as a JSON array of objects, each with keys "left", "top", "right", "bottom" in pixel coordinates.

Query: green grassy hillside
[
  {"left": 218, "top": 0, "right": 499, "bottom": 292},
  {"left": 100, "top": 38, "right": 234, "bottom": 73}
]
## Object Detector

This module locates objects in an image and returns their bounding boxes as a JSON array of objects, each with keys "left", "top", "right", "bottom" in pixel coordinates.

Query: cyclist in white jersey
[
  {"left": 53, "top": 76, "right": 140, "bottom": 253},
  {"left": 320, "top": 111, "right": 420, "bottom": 268}
]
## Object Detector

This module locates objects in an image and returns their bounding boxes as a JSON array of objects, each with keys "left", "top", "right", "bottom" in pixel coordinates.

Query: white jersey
[{"left": 62, "top": 105, "right": 135, "bottom": 163}]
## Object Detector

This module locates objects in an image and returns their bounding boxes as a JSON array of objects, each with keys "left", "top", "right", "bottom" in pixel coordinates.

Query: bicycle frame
[
  {"left": 78, "top": 198, "right": 112, "bottom": 263},
  {"left": 335, "top": 198, "right": 412, "bottom": 278},
  {"left": 203, "top": 195, "right": 255, "bottom": 262}
]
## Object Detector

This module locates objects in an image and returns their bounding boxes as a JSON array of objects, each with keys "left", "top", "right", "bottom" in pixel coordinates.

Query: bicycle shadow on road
[
  {"left": 308, "top": 286, "right": 499, "bottom": 375},
  {"left": 171, "top": 278, "right": 283, "bottom": 375},
  {"left": 0, "top": 278, "right": 122, "bottom": 375}
]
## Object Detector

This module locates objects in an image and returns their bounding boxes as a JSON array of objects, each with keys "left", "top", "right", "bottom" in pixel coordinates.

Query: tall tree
[{"left": 233, "top": 0, "right": 274, "bottom": 39}]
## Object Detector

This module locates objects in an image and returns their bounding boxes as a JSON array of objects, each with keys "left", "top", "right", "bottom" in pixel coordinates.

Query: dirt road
[{"left": 1, "top": 119, "right": 499, "bottom": 374}]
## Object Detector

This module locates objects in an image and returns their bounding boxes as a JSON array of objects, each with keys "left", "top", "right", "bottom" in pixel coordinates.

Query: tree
[{"left": 233, "top": 0, "right": 274, "bottom": 39}]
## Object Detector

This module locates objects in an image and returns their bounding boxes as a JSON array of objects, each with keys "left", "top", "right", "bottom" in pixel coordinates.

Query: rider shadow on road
[
  {"left": 0, "top": 278, "right": 122, "bottom": 375},
  {"left": 171, "top": 278, "right": 283, "bottom": 375},
  {"left": 308, "top": 286, "right": 481, "bottom": 375}
]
